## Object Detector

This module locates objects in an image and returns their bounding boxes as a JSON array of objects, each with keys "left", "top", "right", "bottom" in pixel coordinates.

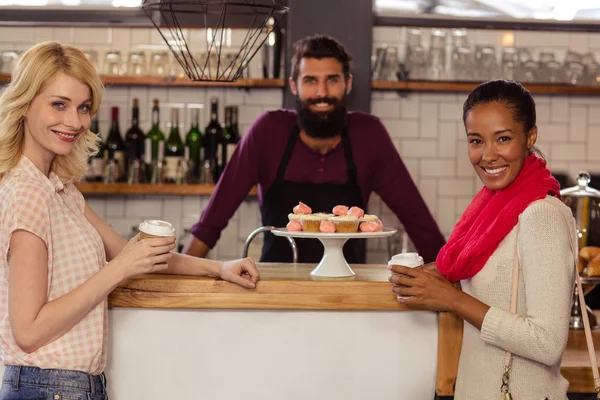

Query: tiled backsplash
[{"left": 2, "top": 26, "right": 600, "bottom": 264}]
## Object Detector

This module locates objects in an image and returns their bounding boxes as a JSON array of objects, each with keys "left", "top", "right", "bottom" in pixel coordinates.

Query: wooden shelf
[
  {"left": 372, "top": 80, "right": 600, "bottom": 95},
  {"left": 75, "top": 183, "right": 258, "bottom": 196},
  {"left": 0, "top": 73, "right": 285, "bottom": 88}
]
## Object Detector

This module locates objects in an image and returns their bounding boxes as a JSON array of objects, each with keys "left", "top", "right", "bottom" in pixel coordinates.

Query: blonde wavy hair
[{"left": 0, "top": 41, "right": 104, "bottom": 182}]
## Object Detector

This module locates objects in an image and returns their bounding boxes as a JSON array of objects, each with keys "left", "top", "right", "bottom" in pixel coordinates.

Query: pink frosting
[
  {"left": 376, "top": 219, "right": 383, "bottom": 231},
  {"left": 286, "top": 220, "right": 303, "bottom": 231},
  {"left": 293, "top": 201, "right": 312, "bottom": 215},
  {"left": 332, "top": 205, "right": 348, "bottom": 216},
  {"left": 346, "top": 206, "right": 365, "bottom": 218},
  {"left": 359, "top": 221, "right": 379, "bottom": 232},
  {"left": 319, "top": 220, "right": 336, "bottom": 233}
]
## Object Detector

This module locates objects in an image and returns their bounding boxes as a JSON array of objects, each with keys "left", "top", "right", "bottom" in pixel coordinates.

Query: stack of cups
[
  {"left": 138, "top": 220, "right": 176, "bottom": 240},
  {"left": 388, "top": 252, "right": 424, "bottom": 300}
]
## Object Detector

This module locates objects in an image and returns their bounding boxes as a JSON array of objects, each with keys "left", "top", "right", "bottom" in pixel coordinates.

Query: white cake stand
[{"left": 271, "top": 228, "right": 397, "bottom": 278}]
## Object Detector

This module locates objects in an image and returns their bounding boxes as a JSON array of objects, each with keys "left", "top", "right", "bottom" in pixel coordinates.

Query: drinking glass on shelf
[
  {"left": 451, "top": 28, "right": 469, "bottom": 48},
  {"left": 127, "top": 51, "right": 147, "bottom": 76},
  {"left": 1, "top": 50, "right": 19, "bottom": 74},
  {"left": 372, "top": 47, "right": 386, "bottom": 80},
  {"left": 406, "top": 28, "right": 423, "bottom": 48},
  {"left": 405, "top": 45, "right": 427, "bottom": 80},
  {"left": 538, "top": 51, "right": 556, "bottom": 65},
  {"left": 476, "top": 46, "right": 498, "bottom": 80},
  {"left": 381, "top": 46, "right": 399, "bottom": 81},
  {"left": 545, "top": 60, "right": 565, "bottom": 84},
  {"left": 150, "top": 51, "right": 170, "bottom": 77},
  {"left": 501, "top": 47, "right": 518, "bottom": 81},
  {"left": 450, "top": 46, "right": 473, "bottom": 81},
  {"left": 429, "top": 29, "right": 447, "bottom": 50},
  {"left": 582, "top": 52, "right": 597, "bottom": 66},
  {"left": 103, "top": 51, "right": 123, "bottom": 76},
  {"left": 520, "top": 60, "right": 540, "bottom": 83},
  {"left": 565, "top": 61, "right": 585, "bottom": 86},
  {"left": 565, "top": 51, "right": 582, "bottom": 64},
  {"left": 83, "top": 50, "right": 98, "bottom": 72},
  {"left": 427, "top": 47, "right": 446, "bottom": 81},
  {"left": 168, "top": 51, "right": 187, "bottom": 79},
  {"left": 584, "top": 62, "right": 600, "bottom": 86}
]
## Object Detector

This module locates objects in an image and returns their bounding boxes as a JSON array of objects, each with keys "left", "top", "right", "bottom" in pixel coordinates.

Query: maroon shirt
[{"left": 190, "top": 109, "right": 446, "bottom": 263}]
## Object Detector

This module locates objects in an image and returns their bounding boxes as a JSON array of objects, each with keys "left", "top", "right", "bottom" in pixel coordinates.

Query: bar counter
[{"left": 100, "top": 263, "right": 598, "bottom": 398}]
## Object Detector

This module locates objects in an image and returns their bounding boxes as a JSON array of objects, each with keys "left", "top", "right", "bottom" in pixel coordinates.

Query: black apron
[{"left": 260, "top": 125, "right": 366, "bottom": 263}]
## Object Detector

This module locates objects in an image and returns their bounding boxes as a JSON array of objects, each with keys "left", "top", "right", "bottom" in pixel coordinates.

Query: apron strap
[
  {"left": 341, "top": 129, "right": 357, "bottom": 182},
  {"left": 275, "top": 125, "right": 301, "bottom": 181}
]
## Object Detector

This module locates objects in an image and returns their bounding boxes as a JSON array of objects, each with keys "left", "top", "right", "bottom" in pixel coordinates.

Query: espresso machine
[{"left": 560, "top": 171, "right": 600, "bottom": 329}]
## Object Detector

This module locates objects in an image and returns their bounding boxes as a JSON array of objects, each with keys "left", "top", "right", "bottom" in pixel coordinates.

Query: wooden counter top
[{"left": 108, "top": 263, "right": 426, "bottom": 311}]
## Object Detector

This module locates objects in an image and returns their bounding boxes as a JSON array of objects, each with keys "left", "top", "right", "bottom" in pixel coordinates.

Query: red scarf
[{"left": 436, "top": 155, "right": 561, "bottom": 283}]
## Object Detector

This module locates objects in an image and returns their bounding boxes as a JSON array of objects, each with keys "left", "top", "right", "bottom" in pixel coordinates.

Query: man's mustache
[{"left": 303, "top": 97, "right": 342, "bottom": 106}]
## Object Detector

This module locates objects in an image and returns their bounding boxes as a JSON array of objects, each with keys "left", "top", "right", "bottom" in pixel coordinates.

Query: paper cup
[
  {"left": 388, "top": 252, "right": 424, "bottom": 300},
  {"left": 138, "top": 220, "right": 176, "bottom": 240}
]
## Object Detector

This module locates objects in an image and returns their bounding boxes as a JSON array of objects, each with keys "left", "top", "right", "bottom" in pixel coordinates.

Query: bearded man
[{"left": 183, "top": 34, "right": 445, "bottom": 264}]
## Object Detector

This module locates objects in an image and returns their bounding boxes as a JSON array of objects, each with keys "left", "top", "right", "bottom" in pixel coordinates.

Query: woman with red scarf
[{"left": 390, "top": 80, "right": 577, "bottom": 399}]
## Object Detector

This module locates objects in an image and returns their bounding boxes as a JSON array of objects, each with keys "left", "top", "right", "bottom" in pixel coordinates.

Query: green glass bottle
[
  {"left": 185, "top": 108, "right": 203, "bottom": 183},
  {"left": 147, "top": 99, "right": 165, "bottom": 162},
  {"left": 204, "top": 97, "right": 221, "bottom": 183},
  {"left": 164, "top": 108, "right": 185, "bottom": 183}
]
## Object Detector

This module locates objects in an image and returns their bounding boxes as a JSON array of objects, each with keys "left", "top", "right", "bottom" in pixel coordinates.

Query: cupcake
[
  {"left": 331, "top": 215, "right": 359, "bottom": 233},
  {"left": 300, "top": 214, "right": 329, "bottom": 232}
]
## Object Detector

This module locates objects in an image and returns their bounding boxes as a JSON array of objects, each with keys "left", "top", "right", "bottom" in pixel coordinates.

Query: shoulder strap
[{"left": 502, "top": 228, "right": 520, "bottom": 391}]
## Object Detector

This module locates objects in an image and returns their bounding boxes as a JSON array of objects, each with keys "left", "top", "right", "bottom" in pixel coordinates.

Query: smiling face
[
  {"left": 465, "top": 101, "right": 537, "bottom": 191},
  {"left": 22, "top": 72, "right": 92, "bottom": 169}
]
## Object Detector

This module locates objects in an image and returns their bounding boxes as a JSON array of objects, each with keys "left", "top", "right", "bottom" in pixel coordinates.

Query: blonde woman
[{"left": 0, "top": 42, "right": 259, "bottom": 400}]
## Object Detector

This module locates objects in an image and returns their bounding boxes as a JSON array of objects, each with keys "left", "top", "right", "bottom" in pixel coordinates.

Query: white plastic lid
[
  {"left": 388, "top": 252, "right": 424, "bottom": 268},
  {"left": 138, "top": 220, "right": 176, "bottom": 237}
]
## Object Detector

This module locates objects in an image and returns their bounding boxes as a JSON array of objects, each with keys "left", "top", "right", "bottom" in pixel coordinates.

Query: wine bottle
[
  {"left": 220, "top": 106, "right": 232, "bottom": 176},
  {"left": 144, "top": 138, "right": 152, "bottom": 183},
  {"left": 105, "top": 106, "right": 126, "bottom": 182},
  {"left": 204, "top": 97, "right": 221, "bottom": 183},
  {"left": 185, "top": 108, "right": 203, "bottom": 183},
  {"left": 86, "top": 117, "right": 105, "bottom": 182},
  {"left": 147, "top": 99, "right": 165, "bottom": 162},
  {"left": 124, "top": 98, "right": 145, "bottom": 175},
  {"left": 164, "top": 108, "right": 184, "bottom": 183}
]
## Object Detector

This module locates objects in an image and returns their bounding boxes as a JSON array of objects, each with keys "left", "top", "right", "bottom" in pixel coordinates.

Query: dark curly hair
[{"left": 290, "top": 34, "right": 352, "bottom": 82}]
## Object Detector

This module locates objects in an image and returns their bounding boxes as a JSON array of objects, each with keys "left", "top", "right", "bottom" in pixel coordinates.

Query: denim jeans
[{"left": 0, "top": 366, "right": 108, "bottom": 400}]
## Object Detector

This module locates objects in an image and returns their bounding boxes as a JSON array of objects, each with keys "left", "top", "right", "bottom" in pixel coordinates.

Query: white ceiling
[{"left": 374, "top": 0, "right": 600, "bottom": 21}]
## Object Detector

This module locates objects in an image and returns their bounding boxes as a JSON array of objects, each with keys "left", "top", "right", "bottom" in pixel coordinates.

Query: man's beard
[{"left": 296, "top": 95, "right": 347, "bottom": 139}]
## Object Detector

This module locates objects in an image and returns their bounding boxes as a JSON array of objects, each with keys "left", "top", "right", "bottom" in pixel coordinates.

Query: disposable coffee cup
[
  {"left": 388, "top": 252, "right": 424, "bottom": 300},
  {"left": 138, "top": 220, "right": 176, "bottom": 240}
]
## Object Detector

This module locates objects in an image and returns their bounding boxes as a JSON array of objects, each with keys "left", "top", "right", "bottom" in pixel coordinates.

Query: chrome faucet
[{"left": 243, "top": 226, "right": 298, "bottom": 263}]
